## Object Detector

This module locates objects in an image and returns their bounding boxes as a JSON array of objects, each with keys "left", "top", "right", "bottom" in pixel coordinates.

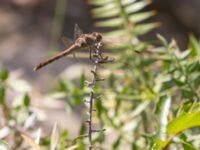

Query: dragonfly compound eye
[{"left": 94, "top": 32, "right": 102, "bottom": 42}]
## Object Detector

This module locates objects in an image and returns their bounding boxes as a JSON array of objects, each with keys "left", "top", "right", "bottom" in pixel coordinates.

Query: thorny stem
[
  {"left": 85, "top": 42, "right": 113, "bottom": 150},
  {"left": 88, "top": 91, "right": 94, "bottom": 150}
]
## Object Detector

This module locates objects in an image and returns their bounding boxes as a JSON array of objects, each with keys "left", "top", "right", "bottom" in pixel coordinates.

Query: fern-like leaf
[{"left": 88, "top": 0, "right": 159, "bottom": 51}]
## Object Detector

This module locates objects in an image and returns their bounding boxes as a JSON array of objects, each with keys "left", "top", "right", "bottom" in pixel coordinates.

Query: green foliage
[
  {"left": 89, "top": 0, "right": 159, "bottom": 52},
  {"left": 167, "top": 111, "right": 200, "bottom": 135},
  {"left": 56, "top": 0, "right": 200, "bottom": 149},
  {"left": 0, "top": 65, "right": 46, "bottom": 149}
]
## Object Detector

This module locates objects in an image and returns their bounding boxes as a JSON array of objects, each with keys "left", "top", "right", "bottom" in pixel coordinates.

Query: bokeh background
[{"left": 0, "top": 0, "right": 199, "bottom": 136}]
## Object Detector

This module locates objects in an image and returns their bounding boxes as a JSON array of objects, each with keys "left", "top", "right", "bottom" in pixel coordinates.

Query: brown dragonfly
[{"left": 34, "top": 24, "right": 102, "bottom": 71}]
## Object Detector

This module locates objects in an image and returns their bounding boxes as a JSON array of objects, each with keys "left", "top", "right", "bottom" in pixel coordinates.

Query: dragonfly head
[{"left": 91, "top": 32, "right": 102, "bottom": 43}]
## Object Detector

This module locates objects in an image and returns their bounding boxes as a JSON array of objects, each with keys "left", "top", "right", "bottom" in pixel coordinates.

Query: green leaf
[
  {"left": 167, "top": 111, "right": 200, "bottom": 135},
  {"left": 122, "top": 0, "right": 137, "bottom": 5},
  {"left": 112, "top": 136, "right": 121, "bottom": 149},
  {"left": 23, "top": 94, "right": 30, "bottom": 107},
  {"left": 125, "top": 1, "right": 149, "bottom": 14},
  {"left": 186, "top": 61, "right": 199, "bottom": 73},
  {"left": 92, "top": 8, "right": 119, "bottom": 18},
  {"left": 80, "top": 72, "right": 85, "bottom": 89},
  {"left": 181, "top": 88, "right": 195, "bottom": 99},
  {"left": 176, "top": 50, "right": 190, "bottom": 60},
  {"left": 194, "top": 74, "right": 200, "bottom": 87},
  {"left": 188, "top": 34, "right": 200, "bottom": 57},
  {"left": 181, "top": 141, "right": 197, "bottom": 150},
  {"left": 88, "top": 0, "right": 113, "bottom": 6},
  {"left": 129, "top": 11, "right": 155, "bottom": 23},
  {"left": 157, "top": 34, "right": 168, "bottom": 47},
  {"left": 121, "top": 0, "right": 136, "bottom": 6},
  {"left": 66, "top": 145, "right": 78, "bottom": 150},
  {"left": 153, "top": 139, "right": 169, "bottom": 150},
  {"left": 172, "top": 78, "right": 185, "bottom": 86},
  {"left": 79, "top": 122, "right": 86, "bottom": 135},
  {"left": 153, "top": 47, "right": 167, "bottom": 54},
  {"left": 57, "top": 130, "right": 68, "bottom": 150},
  {"left": 108, "top": 73, "right": 115, "bottom": 88},
  {"left": 95, "top": 18, "right": 123, "bottom": 27},
  {"left": 103, "top": 29, "right": 127, "bottom": 37},
  {"left": 92, "top": 3, "right": 118, "bottom": 18},
  {"left": 58, "top": 80, "right": 67, "bottom": 91},
  {"left": 72, "top": 88, "right": 82, "bottom": 105},
  {"left": 133, "top": 23, "right": 160, "bottom": 35},
  {"left": 0, "top": 88, "right": 5, "bottom": 105},
  {"left": 0, "top": 67, "right": 9, "bottom": 81}
]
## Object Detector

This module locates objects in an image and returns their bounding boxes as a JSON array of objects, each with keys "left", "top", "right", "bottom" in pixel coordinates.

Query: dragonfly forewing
[
  {"left": 61, "top": 37, "right": 73, "bottom": 47},
  {"left": 74, "top": 24, "right": 83, "bottom": 40}
]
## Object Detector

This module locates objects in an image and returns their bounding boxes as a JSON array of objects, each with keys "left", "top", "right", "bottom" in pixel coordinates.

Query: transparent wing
[
  {"left": 74, "top": 24, "right": 83, "bottom": 40},
  {"left": 61, "top": 37, "right": 73, "bottom": 47}
]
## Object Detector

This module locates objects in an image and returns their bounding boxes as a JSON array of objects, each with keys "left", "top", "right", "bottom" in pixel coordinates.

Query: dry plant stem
[
  {"left": 87, "top": 43, "right": 101, "bottom": 150},
  {"left": 86, "top": 42, "right": 113, "bottom": 150},
  {"left": 88, "top": 91, "right": 94, "bottom": 150}
]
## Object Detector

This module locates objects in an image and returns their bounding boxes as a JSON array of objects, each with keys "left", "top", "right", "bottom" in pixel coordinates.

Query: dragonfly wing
[
  {"left": 61, "top": 37, "right": 73, "bottom": 47},
  {"left": 74, "top": 24, "right": 83, "bottom": 40}
]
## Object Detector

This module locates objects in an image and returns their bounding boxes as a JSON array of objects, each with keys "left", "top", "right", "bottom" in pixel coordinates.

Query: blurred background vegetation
[{"left": 0, "top": 0, "right": 200, "bottom": 149}]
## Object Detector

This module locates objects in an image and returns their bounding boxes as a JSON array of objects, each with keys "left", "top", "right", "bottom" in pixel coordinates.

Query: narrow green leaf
[
  {"left": 72, "top": 88, "right": 81, "bottom": 105},
  {"left": 129, "top": 11, "right": 155, "bottom": 23},
  {"left": 0, "top": 88, "right": 5, "bottom": 105},
  {"left": 181, "top": 88, "right": 195, "bottom": 99},
  {"left": 58, "top": 130, "right": 68, "bottom": 150},
  {"left": 103, "top": 29, "right": 127, "bottom": 37},
  {"left": 112, "top": 136, "right": 121, "bottom": 149},
  {"left": 167, "top": 111, "right": 200, "bottom": 135},
  {"left": 133, "top": 23, "right": 160, "bottom": 35},
  {"left": 194, "top": 74, "right": 200, "bottom": 87},
  {"left": 65, "top": 145, "right": 78, "bottom": 150},
  {"left": 88, "top": 0, "right": 113, "bottom": 6},
  {"left": 58, "top": 80, "right": 67, "bottom": 91},
  {"left": 80, "top": 72, "right": 85, "bottom": 89},
  {"left": 0, "top": 67, "right": 9, "bottom": 81},
  {"left": 79, "top": 122, "right": 86, "bottom": 135},
  {"left": 92, "top": 8, "right": 119, "bottom": 18},
  {"left": 181, "top": 141, "right": 197, "bottom": 150},
  {"left": 176, "top": 50, "right": 191, "bottom": 60},
  {"left": 188, "top": 34, "right": 200, "bottom": 57},
  {"left": 92, "top": 3, "right": 117, "bottom": 15},
  {"left": 95, "top": 17, "right": 123, "bottom": 27},
  {"left": 23, "top": 94, "right": 30, "bottom": 107},
  {"left": 153, "top": 47, "right": 167, "bottom": 54},
  {"left": 105, "top": 42, "right": 130, "bottom": 51},
  {"left": 122, "top": 0, "right": 137, "bottom": 5},
  {"left": 125, "top": 1, "right": 149, "bottom": 14},
  {"left": 186, "top": 61, "right": 199, "bottom": 73},
  {"left": 157, "top": 34, "right": 168, "bottom": 47}
]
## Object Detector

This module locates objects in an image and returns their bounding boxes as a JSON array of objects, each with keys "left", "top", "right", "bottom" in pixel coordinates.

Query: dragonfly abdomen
[{"left": 34, "top": 45, "right": 77, "bottom": 71}]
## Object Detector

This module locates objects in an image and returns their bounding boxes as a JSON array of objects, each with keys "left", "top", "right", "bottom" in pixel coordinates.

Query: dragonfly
[{"left": 33, "top": 24, "right": 102, "bottom": 71}]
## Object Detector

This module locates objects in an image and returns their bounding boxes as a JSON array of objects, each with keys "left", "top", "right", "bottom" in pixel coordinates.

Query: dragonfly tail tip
[{"left": 33, "top": 66, "right": 39, "bottom": 71}]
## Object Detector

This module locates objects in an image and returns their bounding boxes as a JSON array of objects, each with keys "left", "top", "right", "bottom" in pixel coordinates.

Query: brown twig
[{"left": 85, "top": 42, "right": 113, "bottom": 150}]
